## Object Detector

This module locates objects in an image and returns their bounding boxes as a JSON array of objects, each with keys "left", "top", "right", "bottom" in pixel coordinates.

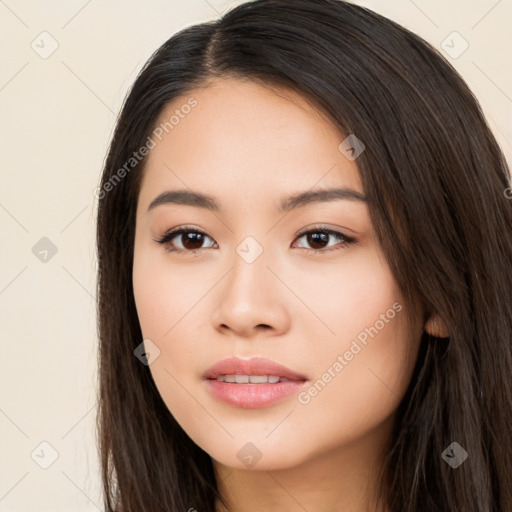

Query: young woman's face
[{"left": 132, "top": 77, "right": 422, "bottom": 471}]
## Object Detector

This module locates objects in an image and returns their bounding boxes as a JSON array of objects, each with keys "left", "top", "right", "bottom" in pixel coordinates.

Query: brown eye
[
  {"left": 293, "top": 226, "right": 356, "bottom": 253},
  {"left": 179, "top": 232, "right": 206, "bottom": 250},
  {"left": 304, "top": 232, "right": 330, "bottom": 250},
  {"left": 156, "top": 227, "right": 216, "bottom": 254}
]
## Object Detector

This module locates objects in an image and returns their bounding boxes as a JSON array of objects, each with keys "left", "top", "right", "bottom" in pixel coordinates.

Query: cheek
[
  {"left": 132, "top": 245, "right": 209, "bottom": 422},
  {"left": 132, "top": 244, "right": 205, "bottom": 339},
  {"left": 292, "top": 249, "right": 416, "bottom": 426},
  {"left": 293, "top": 247, "right": 401, "bottom": 346}
]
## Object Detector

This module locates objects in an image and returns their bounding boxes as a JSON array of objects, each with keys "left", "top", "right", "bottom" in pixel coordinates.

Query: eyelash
[{"left": 154, "top": 224, "right": 357, "bottom": 255}]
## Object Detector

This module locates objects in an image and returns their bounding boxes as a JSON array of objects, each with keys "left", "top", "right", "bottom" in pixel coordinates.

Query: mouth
[
  {"left": 203, "top": 356, "right": 308, "bottom": 381},
  {"left": 209, "top": 374, "right": 300, "bottom": 383},
  {"left": 203, "top": 357, "right": 309, "bottom": 408}
]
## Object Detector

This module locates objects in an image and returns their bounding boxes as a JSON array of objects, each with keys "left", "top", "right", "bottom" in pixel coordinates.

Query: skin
[{"left": 132, "top": 77, "right": 428, "bottom": 512}]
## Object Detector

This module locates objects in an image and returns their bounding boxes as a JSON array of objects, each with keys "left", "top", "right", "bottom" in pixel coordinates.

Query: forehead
[{"left": 138, "top": 77, "right": 363, "bottom": 207}]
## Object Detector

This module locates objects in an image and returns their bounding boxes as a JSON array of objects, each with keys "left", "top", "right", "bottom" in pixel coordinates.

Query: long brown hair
[{"left": 95, "top": 1, "right": 512, "bottom": 510}]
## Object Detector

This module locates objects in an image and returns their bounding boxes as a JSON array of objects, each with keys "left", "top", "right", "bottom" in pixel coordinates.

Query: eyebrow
[{"left": 146, "top": 187, "right": 367, "bottom": 214}]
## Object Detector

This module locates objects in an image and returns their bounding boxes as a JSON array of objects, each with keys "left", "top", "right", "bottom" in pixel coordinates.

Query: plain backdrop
[{"left": 1, "top": 0, "right": 511, "bottom": 510}]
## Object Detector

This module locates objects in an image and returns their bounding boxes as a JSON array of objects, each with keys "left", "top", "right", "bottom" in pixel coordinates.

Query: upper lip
[{"left": 204, "top": 357, "right": 308, "bottom": 381}]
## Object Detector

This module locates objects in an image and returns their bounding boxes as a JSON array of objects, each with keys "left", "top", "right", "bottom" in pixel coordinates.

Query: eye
[
  {"left": 155, "top": 226, "right": 217, "bottom": 254},
  {"left": 292, "top": 225, "right": 357, "bottom": 253},
  {"left": 154, "top": 224, "right": 357, "bottom": 255}
]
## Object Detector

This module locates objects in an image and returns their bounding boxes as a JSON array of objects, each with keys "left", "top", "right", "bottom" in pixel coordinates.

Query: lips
[
  {"left": 203, "top": 357, "right": 308, "bottom": 381},
  {"left": 203, "top": 357, "right": 309, "bottom": 408}
]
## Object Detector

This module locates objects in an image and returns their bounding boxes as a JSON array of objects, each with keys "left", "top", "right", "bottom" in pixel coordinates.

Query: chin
[{"left": 205, "top": 439, "right": 310, "bottom": 472}]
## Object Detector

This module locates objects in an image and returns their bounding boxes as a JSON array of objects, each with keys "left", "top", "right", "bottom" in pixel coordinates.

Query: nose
[{"left": 211, "top": 246, "right": 291, "bottom": 338}]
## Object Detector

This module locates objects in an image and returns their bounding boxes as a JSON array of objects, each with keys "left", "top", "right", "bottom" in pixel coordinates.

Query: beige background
[{"left": 1, "top": 0, "right": 510, "bottom": 510}]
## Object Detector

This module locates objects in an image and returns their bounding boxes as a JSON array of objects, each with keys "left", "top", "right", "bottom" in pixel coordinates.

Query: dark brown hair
[{"left": 95, "top": 1, "right": 512, "bottom": 510}]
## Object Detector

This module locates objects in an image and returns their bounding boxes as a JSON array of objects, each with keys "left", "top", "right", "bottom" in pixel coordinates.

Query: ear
[{"left": 424, "top": 312, "right": 449, "bottom": 338}]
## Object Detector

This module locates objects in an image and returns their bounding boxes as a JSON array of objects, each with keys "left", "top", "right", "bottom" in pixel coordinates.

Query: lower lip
[{"left": 205, "top": 379, "right": 308, "bottom": 408}]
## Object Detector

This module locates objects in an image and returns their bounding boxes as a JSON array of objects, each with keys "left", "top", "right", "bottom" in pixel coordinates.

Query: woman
[{"left": 95, "top": 1, "right": 512, "bottom": 510}]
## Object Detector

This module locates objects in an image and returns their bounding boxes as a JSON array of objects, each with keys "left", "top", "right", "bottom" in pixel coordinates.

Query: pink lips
[
  {"left": 204, "top": 357, "right": 309, "bottom": 409},
  {"left": 204, "top": 357, "right": 307, "bottom": 381}
]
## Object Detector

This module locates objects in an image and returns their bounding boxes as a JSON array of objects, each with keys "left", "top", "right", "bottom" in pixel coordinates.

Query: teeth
[{"left": 214, "top": 374, "right": 287, "bottom": 383}]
